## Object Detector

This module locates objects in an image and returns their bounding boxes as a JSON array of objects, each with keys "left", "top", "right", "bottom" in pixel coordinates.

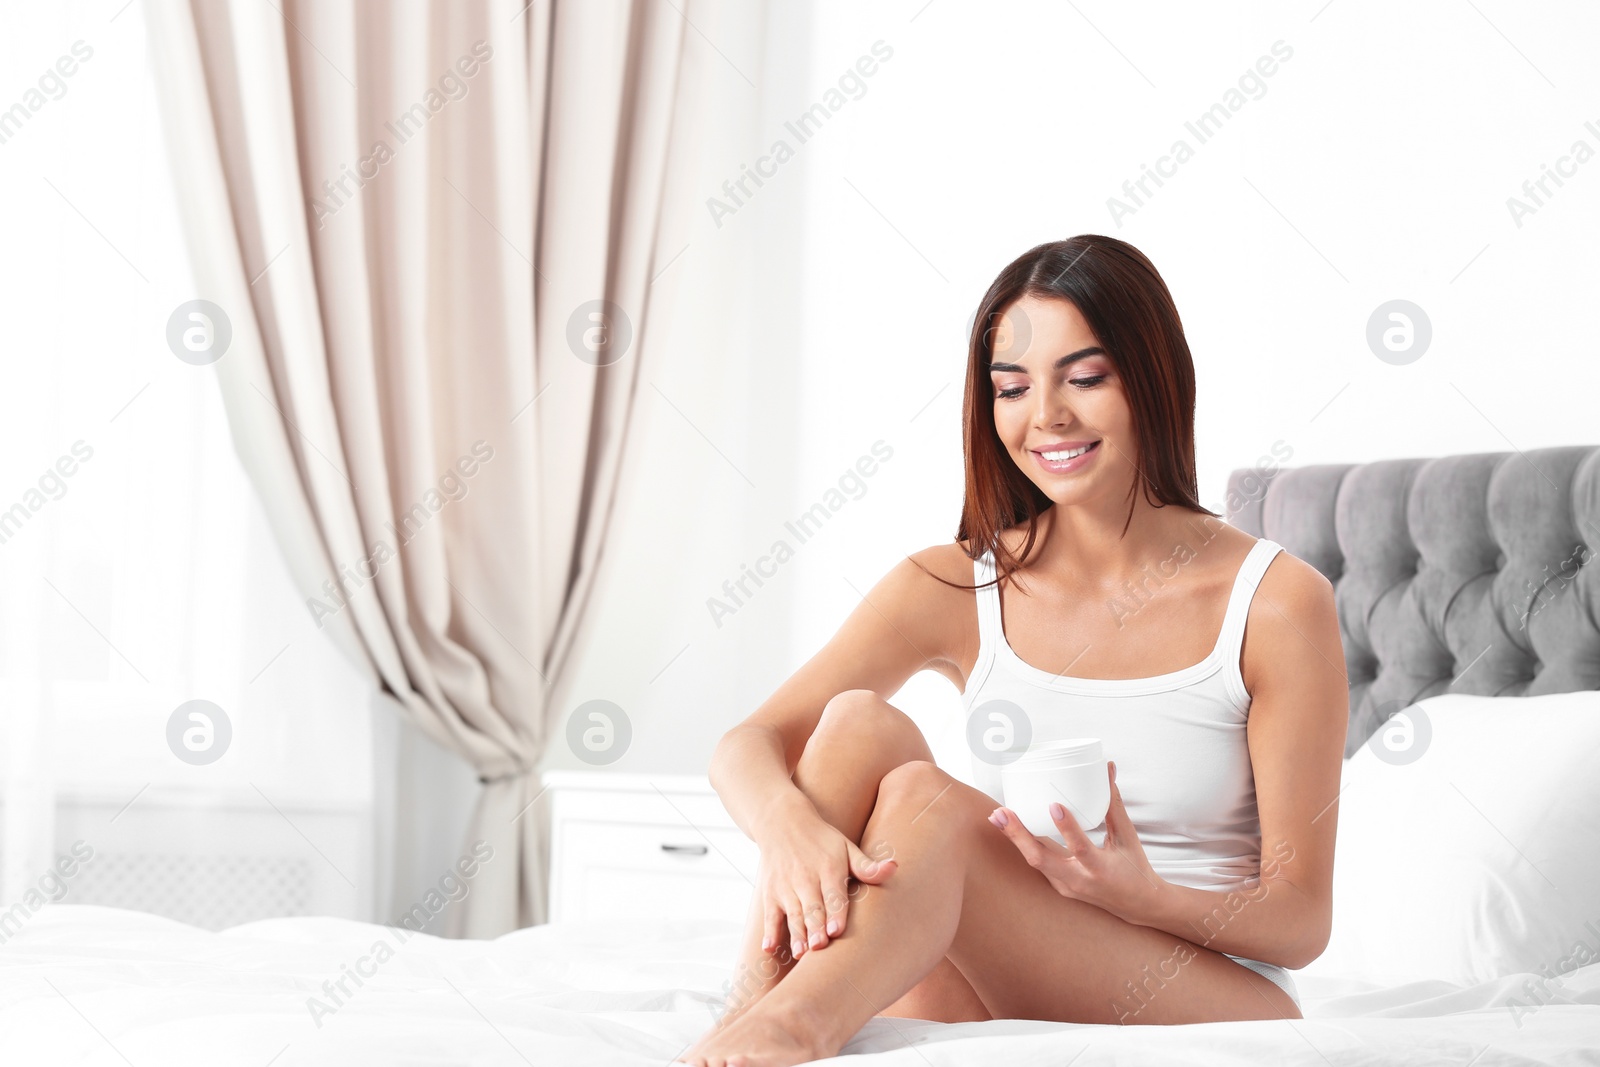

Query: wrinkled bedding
[{"left": 2, "top": 906, "right": 1597, "bottom": 1065}]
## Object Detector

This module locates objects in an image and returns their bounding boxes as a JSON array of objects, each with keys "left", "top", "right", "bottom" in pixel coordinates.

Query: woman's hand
[
  {"left": 987, "top": 761, "right": 1164, "bottom": 921},
  {"left": 754, "top": 803, "right": 898, "bottom": 962}
]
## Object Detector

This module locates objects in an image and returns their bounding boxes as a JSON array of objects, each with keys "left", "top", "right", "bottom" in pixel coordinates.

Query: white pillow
[{"left": 1301, "top": 690, "right": 1600, "bottom": 988}]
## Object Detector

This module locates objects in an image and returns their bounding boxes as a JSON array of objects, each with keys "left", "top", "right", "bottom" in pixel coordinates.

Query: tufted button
[{"left": 1494, "top": 552, "right": 1506, "bottom": 570}]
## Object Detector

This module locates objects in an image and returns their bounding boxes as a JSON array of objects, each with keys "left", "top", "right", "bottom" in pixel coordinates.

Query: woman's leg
[
  {"left": 685, "top": 760, "right": 1300, "bottom": 1066},
  {"left": 715, "top": 690, "right": 988, "bottom": 1028}
]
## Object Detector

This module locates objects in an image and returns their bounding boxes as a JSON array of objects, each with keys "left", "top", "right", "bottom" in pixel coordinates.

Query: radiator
[
  {"left": 48, "top": 787, "right": 372, "bottom": 930},
  {"left": 65, "top": 852, "right": 315, "bottom": 931}
]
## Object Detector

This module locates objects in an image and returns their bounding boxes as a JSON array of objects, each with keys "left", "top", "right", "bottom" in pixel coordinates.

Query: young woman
[{"left": 678, "top": 236, "right": 1348, "bottom": 1067}]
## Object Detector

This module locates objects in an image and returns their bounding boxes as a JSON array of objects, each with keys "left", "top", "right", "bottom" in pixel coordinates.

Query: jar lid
[{"left": 1011, "top": 737, "right": 1103, "bottom": 765}]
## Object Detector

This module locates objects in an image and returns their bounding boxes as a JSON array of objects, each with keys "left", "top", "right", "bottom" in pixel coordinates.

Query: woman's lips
[{"left": 1032, "top": 440, "right": 1100, "bottom": 474}]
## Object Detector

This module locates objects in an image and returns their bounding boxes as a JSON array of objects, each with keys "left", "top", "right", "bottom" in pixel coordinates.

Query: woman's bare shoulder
[
  {"left": 1241, "top": 544, "right": 1340, "bottom": 696},
  {"left": 896, "top": 521, "right": 1036, "bottom": 684},
  {"left": 907, "top": 539, "right": 978, "bottom": 579},
  {"left": 901, "top": 525, "right": 1031, "bottom": 590},
  {"left": 867, "top": 540, "right": 976, "bottom": 686}
]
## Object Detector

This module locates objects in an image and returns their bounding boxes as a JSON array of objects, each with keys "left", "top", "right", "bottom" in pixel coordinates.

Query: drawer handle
[{"left": 660, "top": 843, "right": 709, "bottom": 856}]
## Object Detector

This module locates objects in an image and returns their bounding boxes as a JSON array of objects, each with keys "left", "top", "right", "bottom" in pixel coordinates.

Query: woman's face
[{"left": 987, "top": 294, "right": 1135, "bottom": 506}]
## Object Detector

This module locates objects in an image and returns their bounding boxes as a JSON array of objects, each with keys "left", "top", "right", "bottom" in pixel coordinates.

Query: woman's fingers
[
  {"left": 1103, "top": 761, "right": 1136, "bottom": 844},
  {"left": 823, "top": 866, "right": 850, "bottom": 940},
  {"left": 1047, "top": 798, "right": 1097, "bottom": 856},
  {"left": 762, "top": 895, "right": 784, "bottom": 954},
  {"left": 988, "top": 806, "right": 1051, "bottom": 867},
  {"left": 849, "top": 844, "right": 898, "bottom": 885},
  {"left": 763, "top": 829, "right": 908, "bottom": 963},
  {"left": 798, "top": 887, "right": 829, "bottom": 952},
  {"left": 818, "top": 846, "right": 894, "bottom": 946},
  {"left": 784, "top": 898, "right": 808, "bottom": 961}
]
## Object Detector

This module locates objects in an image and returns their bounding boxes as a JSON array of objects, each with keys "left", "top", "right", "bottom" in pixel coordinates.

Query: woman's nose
[{"left": 1031, "top": 382, "right": 1069, "bottom": 426}]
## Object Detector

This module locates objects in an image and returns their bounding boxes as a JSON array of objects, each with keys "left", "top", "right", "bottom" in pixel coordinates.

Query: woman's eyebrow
[{"left": 988, "top": 346, "right": 1105, "bottom": 374}]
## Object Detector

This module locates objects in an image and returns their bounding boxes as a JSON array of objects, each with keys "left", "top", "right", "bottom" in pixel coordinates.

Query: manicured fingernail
[
  {"left": 826, "top": 920, "right": 839, "bottom": 937},
  {"left": 1050, "top": 802, "right": 1065, "bottom": 820},
  {"left": 792, "top": 940, "right": 802, "bottom": 957},
  {"left": 761, "top": 936, "right": 771, "bottom": 951},
  {"left": 989, "top": 809, "right": 1008, "bottom": 828}
]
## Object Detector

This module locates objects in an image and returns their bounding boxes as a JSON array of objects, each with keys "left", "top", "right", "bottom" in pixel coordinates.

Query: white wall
[
  {"left": 536, "top": 0, "right": 817, "bottom": 776},
  {"left": 545, "top": 0, "right": 1600, "bottom": 779}
]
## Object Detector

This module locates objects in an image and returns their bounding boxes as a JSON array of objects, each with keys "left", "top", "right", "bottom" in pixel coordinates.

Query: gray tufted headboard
[{"left": 1224, "top": 445, "right": 1600, "bottom": 758}]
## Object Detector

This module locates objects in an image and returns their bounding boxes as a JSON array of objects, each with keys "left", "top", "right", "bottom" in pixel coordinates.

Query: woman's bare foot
[{"left": 678, "top": 998, "right": 829, "bottom": 1067}]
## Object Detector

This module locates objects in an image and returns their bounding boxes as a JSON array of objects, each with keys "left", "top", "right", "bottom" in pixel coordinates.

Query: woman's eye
[{"left": 996, "top": 375, "right": 1104, "bottom": 400}]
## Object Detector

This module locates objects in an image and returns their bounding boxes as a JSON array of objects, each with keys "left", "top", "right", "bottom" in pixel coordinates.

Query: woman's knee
[
  {"left": 866, "top": 762, "right": 1000, "bottom": 849},
  {"left": 804, "top": 690, "right": 934, "bottom": 768},
  {"left": 869, "top": 759, "right": 979, "bottom": 823},
  {"left": 859, "top": 763, "right": 991, "bottom": 919}
]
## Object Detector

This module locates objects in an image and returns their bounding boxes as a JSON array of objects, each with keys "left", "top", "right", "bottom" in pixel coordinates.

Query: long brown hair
[{"left": 928, "top": 235, "right": 1219, "bottom": 592}]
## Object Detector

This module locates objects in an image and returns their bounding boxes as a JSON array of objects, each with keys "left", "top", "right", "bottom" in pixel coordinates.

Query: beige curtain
[{"left": 144, "top": 0, "right": 691, "bottom": 935}]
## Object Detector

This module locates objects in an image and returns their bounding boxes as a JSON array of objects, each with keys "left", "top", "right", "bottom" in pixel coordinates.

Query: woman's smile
[{"left": 1031, "top": 439, "right": 1101, "bottom": 475}]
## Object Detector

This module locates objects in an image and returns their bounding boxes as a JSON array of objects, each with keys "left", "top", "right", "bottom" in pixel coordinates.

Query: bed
[
  {"left": 5, "top": 444, "right": 1600, "bottom": 1065},
  {"left": 2, "top": 905, "right": 1598, "bottom": 1065}
]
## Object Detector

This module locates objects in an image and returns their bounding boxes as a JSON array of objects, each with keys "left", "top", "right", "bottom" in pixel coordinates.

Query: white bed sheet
[{"left": 3, "top": 905, "right": 1598, "bottom": 1065}]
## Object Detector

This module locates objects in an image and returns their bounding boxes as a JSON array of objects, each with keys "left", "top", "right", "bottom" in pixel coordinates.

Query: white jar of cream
[{"left": 1000, "top": 737, "right": 1110, "bottom": 840}]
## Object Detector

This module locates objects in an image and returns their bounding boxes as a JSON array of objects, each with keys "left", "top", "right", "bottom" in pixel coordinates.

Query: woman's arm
[
  {"left": 708, "top": 548, "right": 972, "bottom": 956},
  {"left": 708, "top": 548, "right": 971, "bottom": 848},
  {"left": 1125, "top": 554, "right": 1348, "bottom": 968}
]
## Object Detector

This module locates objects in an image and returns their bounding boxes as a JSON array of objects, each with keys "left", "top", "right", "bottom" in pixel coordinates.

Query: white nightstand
[{"left": 543, "top": 770, "right": 761, "bottom": 924}]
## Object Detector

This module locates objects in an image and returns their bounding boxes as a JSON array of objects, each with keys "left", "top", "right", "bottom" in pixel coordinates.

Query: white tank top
[{"left": 961, "top": 537, "right": 1284, "bottom": 893}]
